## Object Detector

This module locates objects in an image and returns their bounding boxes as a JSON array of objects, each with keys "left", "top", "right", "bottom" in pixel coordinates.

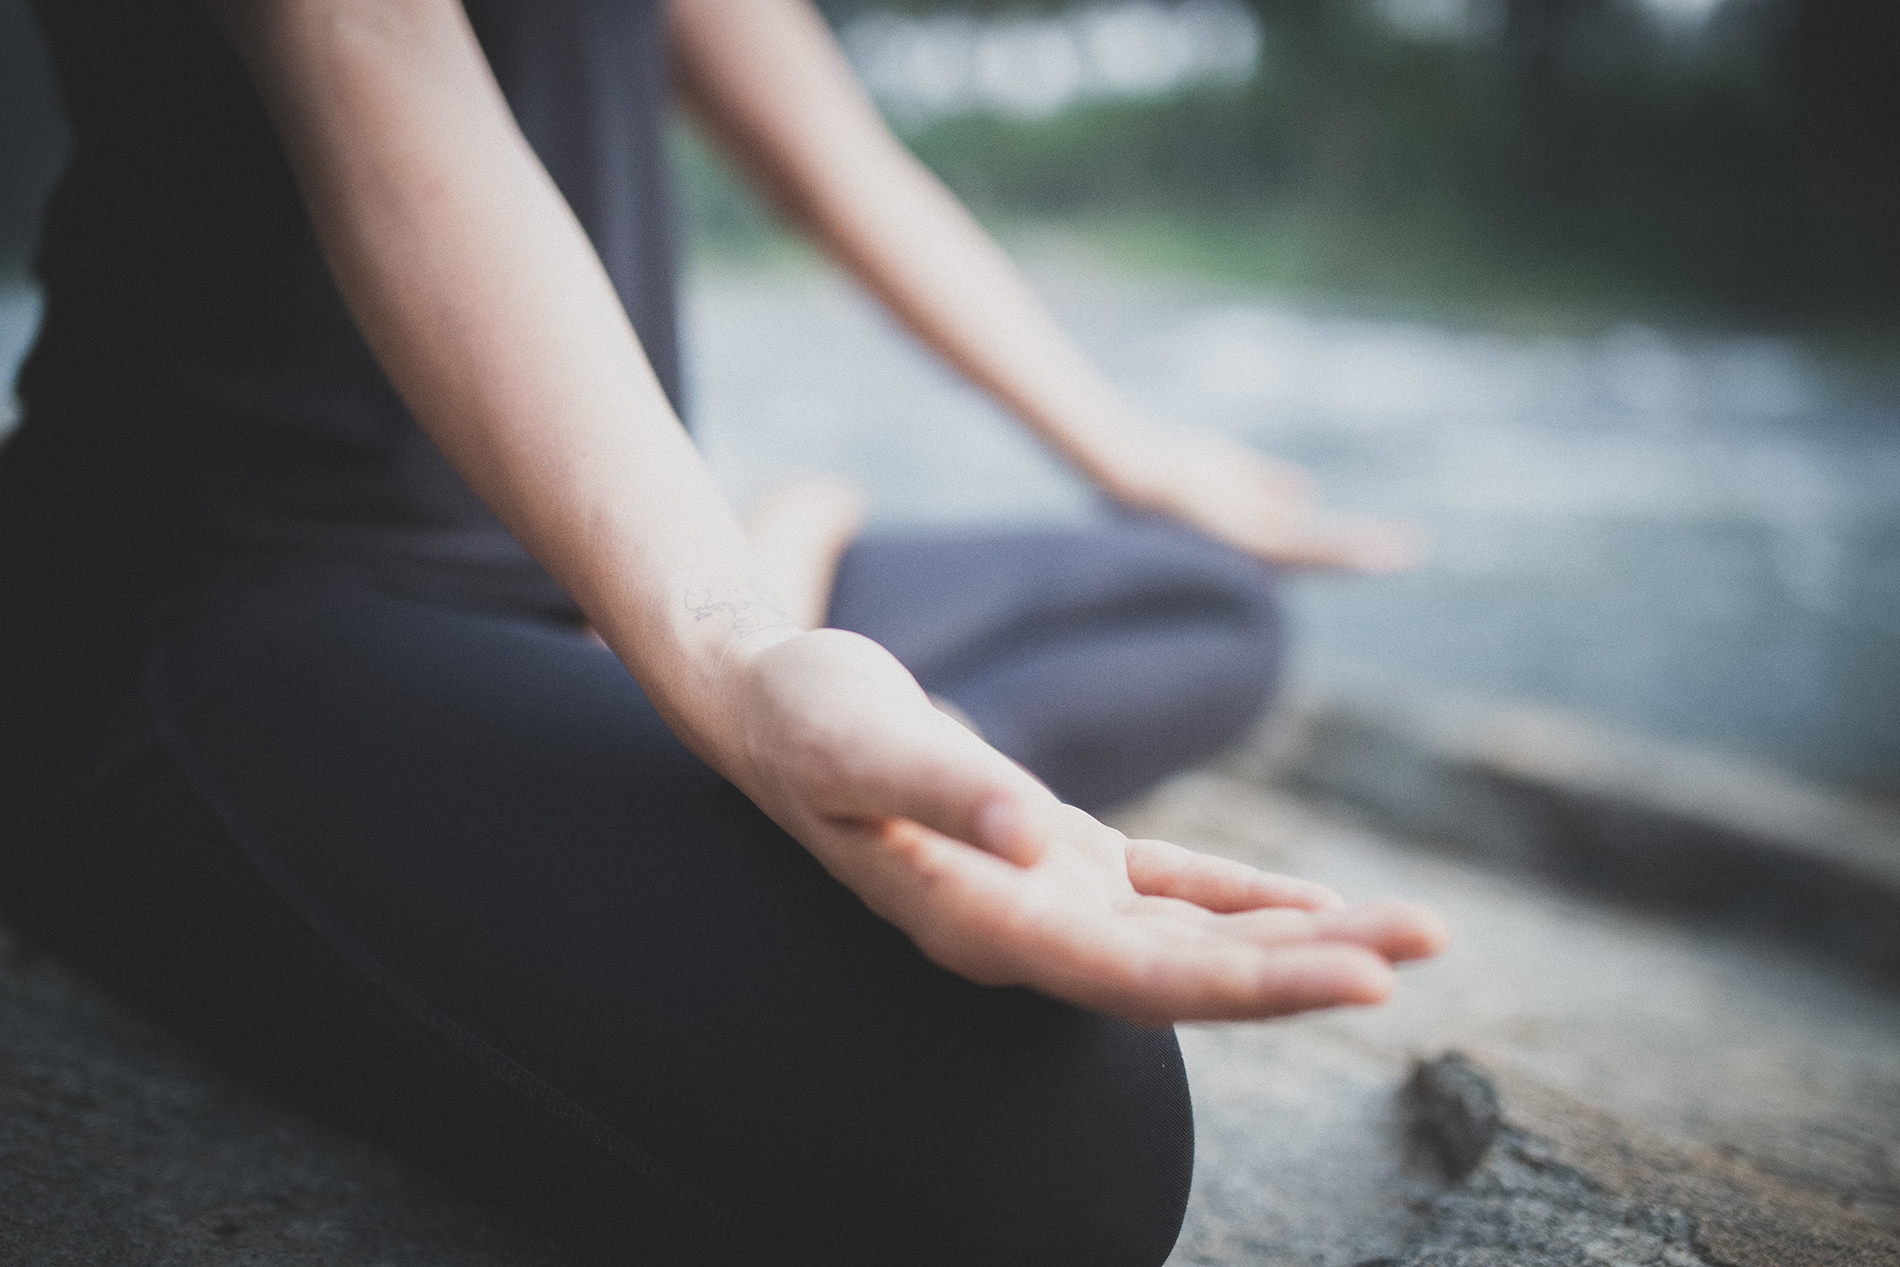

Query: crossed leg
[
  {"left": 21, "top": 577, "right": 1194, "bottom": 1267},
  {"left": 744, "top": 477, "right": 1284, "bottom": 811}
]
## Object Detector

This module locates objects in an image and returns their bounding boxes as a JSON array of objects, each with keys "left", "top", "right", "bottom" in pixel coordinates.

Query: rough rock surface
[
  {"left": 0, "top": 930, "right": 572, "bottom": 1266},
  {"left": 1388, "top": 1052, "right": 1900, "bottom": 1266},
  {"left": 1393, "top": 1128, "right": 1718, "bottom": 1267}
]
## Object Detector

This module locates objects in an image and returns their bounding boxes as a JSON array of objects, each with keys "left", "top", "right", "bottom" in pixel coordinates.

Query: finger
[
  {"left": 1173, "top": 943, "right": 1395, "bottom": 1022},
  {"left": 1251, "top": 456, "right": 1318, "bottom": 505},
  {"left": 1245, "top": 516, "right": 1426, "bottom": 574},
  {"left": 1055, "top": 938, "right": 1397, "bottom": 1027},
  {"left": 928, "top": 869, "right": 1395, "bottom": 1024},
  {"left": 840, "top": 812, "right": 1135, "bottom": 970},
  {"left": 960, "top": 792, "right": 1083, "bottom": 868},
  {"left": 816, "top": 815, "right": 1028, "bottom": 972},
  {"left": 1315, "top": 898, "right": 1449, "bottom": 962},
  {"left": 756, "top": 630, "right": 1056, "bottom": 862},
  {"left": 780, "top": 644, "right": 1055, "bottom": 863},
  {"left": 857, "top": 814, "right": 1122, "bottom": 952},
  {"left": 1214, "top": 900, "right": 1444, "bottom": 958},
  {"left": 1327, "top": 518, "right": 1427, "bottom": 574},
  {"left": 1124, "top": 838, "right": 1343, "bottom": 911},
  {"left": 853, "top": 826, "right": 1405, "bottom": 1026},
  {"left": 1211, "top": 898, "right": 1448, "bottom": 961}
]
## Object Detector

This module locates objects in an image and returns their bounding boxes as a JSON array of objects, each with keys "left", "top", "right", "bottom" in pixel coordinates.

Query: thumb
[
  {"left": 817, "top": 707, "right": 1054, "bottom": 866},
  {"left": 1257, "top": 516, "right": 1425, "bottom": 574},
  {"left": 747, "top": 628, "right": 1055, "bottom": 864}
]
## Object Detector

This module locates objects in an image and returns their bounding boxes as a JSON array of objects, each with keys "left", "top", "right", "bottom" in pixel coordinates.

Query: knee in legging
[
  {"left": 927, "top": 1015, "right": 1196, "bottom": 1267},
  {"left": 964, "top": 570, "right": 1285, "bottom": 811}
]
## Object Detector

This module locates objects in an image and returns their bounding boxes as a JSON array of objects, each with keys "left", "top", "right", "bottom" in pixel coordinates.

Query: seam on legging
[{"left": 142, "top": 640, "right": 801, "bottom": 1267}]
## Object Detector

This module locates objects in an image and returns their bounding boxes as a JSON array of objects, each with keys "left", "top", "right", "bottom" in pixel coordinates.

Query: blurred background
[{"left": 3, "top": 0, "right": 1896, "bottom": 797}]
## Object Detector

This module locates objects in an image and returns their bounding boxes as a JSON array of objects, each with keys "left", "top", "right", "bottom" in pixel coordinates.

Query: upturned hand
[
  {"left": 1111, "top": 426, "right": 1423, "bottom": 574},
  {"left": 716, "top": 627, "right": 1446, "bottom": 1027}
]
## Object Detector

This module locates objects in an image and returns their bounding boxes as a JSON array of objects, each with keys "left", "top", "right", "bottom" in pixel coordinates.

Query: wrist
[
  {"left": 585, "top": 578, "right": 801, "bottom": 770},
  {"left": 683, "top": 593, "right": 803, "bottom": 749},
  {"left": 1035, "top": 402, "right": 1171, "bottom": 511},
  {"left": 1082, "top": 427, "right": 1180, "bottom": 514}
]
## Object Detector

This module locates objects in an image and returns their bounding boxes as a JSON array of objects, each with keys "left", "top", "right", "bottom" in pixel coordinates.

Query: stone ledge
[
  {"left": 1235, "top": 673, "right": 1900, "bottom": 972},
  {"left": 0, "top": 933, "right": 573, "bottom": 1267},
  {"left": 1387, "top": 1052, "right": 1900, "bottom": 1267}
]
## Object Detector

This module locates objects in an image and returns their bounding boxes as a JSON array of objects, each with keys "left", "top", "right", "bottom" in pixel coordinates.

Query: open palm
[
  {"left": 824, "top": 809, "right": 1441, "bottom": 1028},
  {"left": 721, "top": 629, "right": 1446, "bottom": 1027},
  {"left": 1119, "top": 426, "right": 1424, "bottom": 574}
]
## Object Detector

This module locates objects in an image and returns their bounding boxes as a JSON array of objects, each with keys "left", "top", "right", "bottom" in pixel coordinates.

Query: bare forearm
[
  {"left": 214, "top": 0, "right": 793, "bottom": 757},
  {"left": 669, "top": 0, "right": 1158, "bottom": 503}
]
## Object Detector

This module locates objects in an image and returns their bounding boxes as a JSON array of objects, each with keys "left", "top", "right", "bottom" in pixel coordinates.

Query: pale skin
[{"left": 210, "top": 0, "right": 1446, "bottom": 1030}]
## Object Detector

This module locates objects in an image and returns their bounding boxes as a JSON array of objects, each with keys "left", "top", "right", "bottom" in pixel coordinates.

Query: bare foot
[{"left": 745, "top": 474, "right": 867, "bottom": 630}]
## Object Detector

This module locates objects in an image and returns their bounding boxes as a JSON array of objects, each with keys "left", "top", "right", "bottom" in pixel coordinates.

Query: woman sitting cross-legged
[{"left": 0, "top": 0, "right": 1445, "bottom": 1263}]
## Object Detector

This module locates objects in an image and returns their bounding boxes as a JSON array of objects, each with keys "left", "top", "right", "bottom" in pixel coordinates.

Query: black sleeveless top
[{"left": 11, "top": 0, "right": 681, "bottom": 618}]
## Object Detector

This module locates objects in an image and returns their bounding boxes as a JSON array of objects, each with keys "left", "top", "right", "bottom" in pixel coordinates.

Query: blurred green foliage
[
  {"left": 4, "top": 0, "right": 1894, "bottom": 327},
  {"left": 0, "top": 0, "right": 66, "bottom": 284},
  {"left": 691, "top": 0, "right": 1899, "bottom": 328}
]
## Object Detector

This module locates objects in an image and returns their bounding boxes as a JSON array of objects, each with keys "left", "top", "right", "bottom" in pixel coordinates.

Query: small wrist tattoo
[{"left": 683, "top": 584, "right": 798, "bottom": 640}]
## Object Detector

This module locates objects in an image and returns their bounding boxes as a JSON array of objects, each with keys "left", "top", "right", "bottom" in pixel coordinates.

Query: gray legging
[
  {"left": 829, "top": 517, "right": 1284, "bottom": 809},
  {"left": 0, "top": 516, "right": 1283, "bottom": 1266}
]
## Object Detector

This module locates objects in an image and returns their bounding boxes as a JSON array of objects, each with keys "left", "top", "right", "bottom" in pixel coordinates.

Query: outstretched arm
[
  {"left": 211, "top": 0, "right": 1443, "bottom": 1025},
  {"left": 669, "top": 0, "right": 1417, "bottom": 572}
]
